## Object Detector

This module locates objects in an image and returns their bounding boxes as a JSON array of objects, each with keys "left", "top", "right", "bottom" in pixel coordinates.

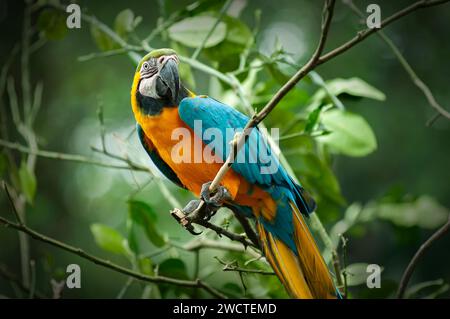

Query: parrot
[{"left": 130, "top": 48, "right": 338, "bottom": 299}]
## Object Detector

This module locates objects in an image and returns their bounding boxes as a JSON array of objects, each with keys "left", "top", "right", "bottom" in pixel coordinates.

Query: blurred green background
[{"left": 0, "top": 0, "right": 449, "bottom": 299}]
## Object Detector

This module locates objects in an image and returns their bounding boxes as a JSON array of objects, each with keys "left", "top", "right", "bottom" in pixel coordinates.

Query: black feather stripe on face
[
  {"left": 135, "top": 90, "right": 167, "bottom": 115},
  {"left": 136, "top": 80, "right": 190, "bottom": 116}
]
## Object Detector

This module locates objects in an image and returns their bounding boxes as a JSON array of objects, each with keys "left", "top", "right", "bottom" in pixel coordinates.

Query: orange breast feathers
[
  {"left": 136, "top": 106, "right": 240, "bottom": 194},
  {"left": 131, "top": 104, "right": 278, "bottom": 221}
]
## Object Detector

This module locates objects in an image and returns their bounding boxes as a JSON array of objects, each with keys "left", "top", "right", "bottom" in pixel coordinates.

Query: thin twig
[
  {"left": 229, "top": 206, "right": 261, "bottom": 249},
  {"left": 28, "top": 260, "right": 36, "bottom": 299},
  {"left": 343, "top": 0, "right": 450, "bottom": 124},
  {"left": 3, "top": 182, "right": 24, "bottom": 225},
  {"left": 396, "top": 215, "right": 450, "bottom": 298},
  {"left": 196, "top": 218, "right": 256, "bottom": 249},
  {"left": 0, "top": 215, "right": 227, "bottom": 299},
  {"left": 332, "top": 251, "right": 344, "bottom": 294},
  {"left": 0, "top": 264, "right": 46, "bottom": 299},
  {"left": 179, "top": 0, "right": 336, "bottom": 232},
  {"left": 340, "top": 235, "right": 349, "bottom": 298},
  {"left": 0, "top": 139, "right": 147, "bottom": 171},
  {"left": 191, "top": 0, "right": 233, "bottom": 60},
  {"left": 46, "top": 2, "right": 334, "bottom": 259},
  {"left": 318, "top": 0, "right": 450, "bottom": 65},
  {"left": 215, "top": 257, "right": 274, "bottom": 276}
]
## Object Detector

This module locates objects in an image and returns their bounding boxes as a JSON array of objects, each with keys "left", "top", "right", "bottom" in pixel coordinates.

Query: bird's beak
[{"left": 158, "top": 56, "right": 180, "bottom": 104}]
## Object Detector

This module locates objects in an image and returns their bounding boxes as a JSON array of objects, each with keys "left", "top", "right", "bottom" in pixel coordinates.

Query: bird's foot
[
  {"left": 171, "top": 200, "right": 209, "bottom": 235},
  {"left": 171, "top": 182, "right": 231, "bottom": 235},
  {"left": 200, "top": 181, "right": 232, "bottom": 208}
]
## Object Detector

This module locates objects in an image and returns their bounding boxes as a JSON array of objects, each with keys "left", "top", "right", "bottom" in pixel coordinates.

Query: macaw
[{"left": 130, "top": 48, "right": 338, "bottom": 299}]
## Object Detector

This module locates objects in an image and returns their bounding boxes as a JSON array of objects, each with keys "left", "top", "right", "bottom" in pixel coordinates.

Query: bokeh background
[{"left": 0, "top": 0, "right": 449, "bottom": 298}]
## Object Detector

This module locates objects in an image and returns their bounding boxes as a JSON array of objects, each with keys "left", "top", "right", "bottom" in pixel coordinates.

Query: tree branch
[
  {"left": 396, "top": 215, "right": 450, "bottom": 298},
  {"left": 0, "top": 214, "right": 227, "bottom": 299},
  {"left": 343, "top": 0, "right": 450, "bottom": 123},
  {"left": 173, "top": 0, "right": 336, "bottom": 243},
  {"left": 318, "top": 0, "right": 450, "bottom": 65},
  {"left": 0, "top": 139, "right": 148, "bottom": 172},
  {"left": 177, "top": 238, "right": 261, "bottom": 259},
  {"left": 216, "top": 258, "right": 275, "bottom": 276}
]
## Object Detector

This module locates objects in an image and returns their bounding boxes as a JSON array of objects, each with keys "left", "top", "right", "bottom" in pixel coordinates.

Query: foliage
[{"left": 0, "top": 0, "right": 449, "bottom": 299}]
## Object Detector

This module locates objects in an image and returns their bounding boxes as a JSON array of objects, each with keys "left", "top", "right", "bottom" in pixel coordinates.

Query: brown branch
[
  {"left": 0, "top": 211, "right": 226, "bottom": 299},
  {"left": 318, "top": 0, "right": 450, "bottom": 65},
  {"left": 185, "top": 0, "right": 450, "bottom": 204},
  {"left": 229, "top": 206, "right": 261, "bottom": 249},
  {"left": 396, "top": 215, "right": 450, "bottom": 298},
  {"left": 343, "top": 0, "right": 450, "bottom": 124},
  {"left": 196, "top": 218, "right": 257, "bottom": 249},
  {"left": 177, "top": 238, "right": 262, "bottom": 259},
  {"left": 0, "top": 139, "right": 147, "bottom": 172},
  {"left": 215, "top": 257, "right": 275, "bottom": 276},
  {"left": 3, "top": 182, "right": 24, "bottom": 225},
  {"left": 174, "top": 0, "right": 336, "bottom": 244}
]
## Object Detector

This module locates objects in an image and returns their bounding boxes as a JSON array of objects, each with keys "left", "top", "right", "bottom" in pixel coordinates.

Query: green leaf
[
  {"left": 128, "top": 200, "right": 165, "bottom": 247},
  {"left": 304, "top": 104, "right": 325, "bottom": 133},
  {"left": 126, "top": 216, "right": 140, "bottom": 255},
  {"left": 90, "top": 223, "right": 128, "bottom": 256},
  {"left": 376, "top": 196, "right": 449, "bottom": 229},
  {"left": 138, "top": 257, "right": 154, "bottom": 276},
  {"left": 168, "top": 16, "right": 227, "bottom": 48},
  {"left": 318, "top": 110, "right": 377, "bottom": 157},
  {"left": 114, "top": 9, "right": 137, "bottom": 38},
  {"left": 289, "top": 151, "right": 345, "bottom": 206},
  {"left": 204, "top": 15, "right": 253, "bottom": 72},
  {"left": 159, "top": 258, "right": 188, "bottom": 280},
  {"left": 222, "top": 15, "right": 253, "bottom": 48},
  {"left": 345, "top": 263, "right": 383, "bottom": 286},
  {"left": 37, "top": 9, "right": 68, "bottom": 40},
  {"left": 18, "top": 161, "right": 37, "bottom": 204},
  {"left": 90, "top": 24, "right": 119, "bottom": 51},
  {"left": 312, "top": 77, "right": 386, "bottom": 103}
]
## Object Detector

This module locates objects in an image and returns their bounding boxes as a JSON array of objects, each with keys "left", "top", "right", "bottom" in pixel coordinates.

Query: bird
[{"left": 130, "top": 48, "right": 338, "bottom": 299}]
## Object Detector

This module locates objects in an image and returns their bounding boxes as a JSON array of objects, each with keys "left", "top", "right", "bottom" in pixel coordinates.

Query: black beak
[{"left": 158, "top": 58, "right": 180, "bottom": 104}]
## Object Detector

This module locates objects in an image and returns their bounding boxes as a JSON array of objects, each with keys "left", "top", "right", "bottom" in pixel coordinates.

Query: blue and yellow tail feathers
[{"left": 256, "top": 201, "right": 337, "bottom": 299}]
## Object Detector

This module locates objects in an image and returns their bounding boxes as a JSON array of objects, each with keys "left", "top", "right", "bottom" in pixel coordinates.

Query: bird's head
[{"left": 132, "top": 48, "right": 182, "bottom": 110}]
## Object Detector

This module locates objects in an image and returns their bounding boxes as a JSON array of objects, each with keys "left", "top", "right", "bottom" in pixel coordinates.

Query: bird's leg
[{"left": 171, "top": 182, "right": 231, "bottom": 235}]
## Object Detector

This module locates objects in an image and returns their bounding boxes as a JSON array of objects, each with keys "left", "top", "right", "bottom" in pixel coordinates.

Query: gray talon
[{"left": 200, "top": 182, "right": 231, "bottom": 207}]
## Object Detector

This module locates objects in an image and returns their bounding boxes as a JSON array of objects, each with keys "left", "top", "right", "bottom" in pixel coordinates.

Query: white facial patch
[{"left": 139, "top": 75, "right": 159, "bottom": 98}]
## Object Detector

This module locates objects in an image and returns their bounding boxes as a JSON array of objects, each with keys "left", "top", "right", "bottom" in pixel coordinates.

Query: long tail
[{"left": 256, "top": 202, "right": 337, "bottom": 299}]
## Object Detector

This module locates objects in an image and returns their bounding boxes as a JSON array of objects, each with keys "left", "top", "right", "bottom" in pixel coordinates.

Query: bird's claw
[
  {"left": 171, "top": 206, "right": 203, "bottom": 235},
  {"left": 171, "top": 182, "right": 231, "bottom": 236},
  {"left": 200, "top": 182, "right": 232, "bottom": 207}
]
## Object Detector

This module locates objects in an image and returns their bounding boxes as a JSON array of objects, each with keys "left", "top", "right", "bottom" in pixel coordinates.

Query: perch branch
[
  {"left": 397, "top": 215, "right": 450, "bottom": 298},
  {"left": 173, "top": 0, "right": 336, "bottom": 244}
]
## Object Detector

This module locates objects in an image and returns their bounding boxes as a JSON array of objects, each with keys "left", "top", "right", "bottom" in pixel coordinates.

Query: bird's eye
[{"left": 142, "top": 62, "right": 149, "bottom": 71}]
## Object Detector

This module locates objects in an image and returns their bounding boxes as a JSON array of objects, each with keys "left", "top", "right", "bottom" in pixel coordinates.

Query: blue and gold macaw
[{"left": 131, "top": 49, "right": 338, "bottom": 298}]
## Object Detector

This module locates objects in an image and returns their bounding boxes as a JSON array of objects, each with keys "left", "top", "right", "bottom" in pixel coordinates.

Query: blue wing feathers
[{"left": 179, "top": 96, "right": 315, "bottom": 216}]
